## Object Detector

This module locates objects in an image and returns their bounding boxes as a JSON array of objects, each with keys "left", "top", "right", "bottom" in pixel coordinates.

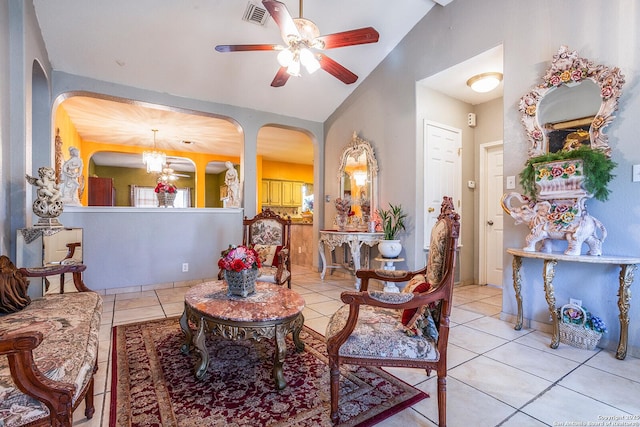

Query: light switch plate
[
  {"left": 506, "top": 176, "right": 516, "bottom": 189},
  {"left": 633, "top": 164, "right": 640, "bottom": 182}
]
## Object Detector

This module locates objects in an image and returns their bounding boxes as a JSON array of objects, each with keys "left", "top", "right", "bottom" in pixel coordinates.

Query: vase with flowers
[
  {"left": 155, "top": 181, "right": 177, "bottom": 207},
  {"left": 218, "top": 245, "right": 262, "bottom": 297},
  {"left": 334, "top": 196, "right": 351, "bottom": 231}
]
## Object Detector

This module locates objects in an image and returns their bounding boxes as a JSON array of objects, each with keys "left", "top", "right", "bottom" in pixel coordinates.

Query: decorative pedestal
[{"left": 374, "top": 257, "right": 405, "bottom": 293}]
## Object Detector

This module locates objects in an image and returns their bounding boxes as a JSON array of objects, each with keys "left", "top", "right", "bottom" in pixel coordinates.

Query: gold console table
[{"left": 507, "top": 248, "right": 640, "bottom": 360}]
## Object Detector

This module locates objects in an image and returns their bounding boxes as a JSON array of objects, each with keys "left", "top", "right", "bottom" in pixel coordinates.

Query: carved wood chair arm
[
  {"left": 18, "top": 263, "right": 86, "bottom": 278},
  {"left": 356, "top": 265, "right": 428, "bottom": 291},
  {"left": 0, "top": 331, "right": 76, "bottom": 417}
]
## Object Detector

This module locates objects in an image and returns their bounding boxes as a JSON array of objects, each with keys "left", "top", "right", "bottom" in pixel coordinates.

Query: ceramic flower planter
[{"left": 224, "top": 268, "right": 259, "bottom": 297}]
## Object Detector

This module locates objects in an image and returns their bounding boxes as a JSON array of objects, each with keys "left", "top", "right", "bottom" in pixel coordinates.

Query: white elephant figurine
[{"left": 501, "top": 192, "right": 607, "bottom": 256}]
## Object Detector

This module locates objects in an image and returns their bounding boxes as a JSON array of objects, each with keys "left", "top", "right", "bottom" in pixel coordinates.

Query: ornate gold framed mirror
[
  {"left": 338, "top": 132, "right": 378, "bottom": 224},
  {"left": 518, "top": 45, "right": 625, "bottom": 158}
]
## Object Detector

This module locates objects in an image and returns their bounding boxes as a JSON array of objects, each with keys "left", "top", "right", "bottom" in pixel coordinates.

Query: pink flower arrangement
[
  {"left": 218, "top": 245, "right": 262, "bottom": 272},
  {"left": 334, "top": 197, "right": 351, "bottom": 215},
  {"left": 155, "top": 182, "right": 177, "bottom": 194}
]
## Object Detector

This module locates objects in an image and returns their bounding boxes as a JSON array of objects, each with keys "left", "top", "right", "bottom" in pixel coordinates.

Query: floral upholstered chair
[
  {"left": 326, "top": 197, "right": 460, "bottom": 427},
  {"left": 243, "top": 208, "right": 292, "bottom": 288}
]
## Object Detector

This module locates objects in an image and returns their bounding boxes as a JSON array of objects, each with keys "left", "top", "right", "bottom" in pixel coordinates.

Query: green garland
[{"left": 519, "top": 146, "right": 616, "bottom": 202}]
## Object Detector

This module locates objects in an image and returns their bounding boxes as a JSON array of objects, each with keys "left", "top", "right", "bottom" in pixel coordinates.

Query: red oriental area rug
[{"left": 110, "top": 317, "right": 428, "bottom": 426}]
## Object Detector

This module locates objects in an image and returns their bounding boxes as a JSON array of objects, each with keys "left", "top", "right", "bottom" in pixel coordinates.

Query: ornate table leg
[
  {"left": 616, "top": 264, "right": 636, "bottom": 360},
  {"left": 291, "top": 314, "right": 305, "bottom": 352},
  {"left": 349, "top": 240, "right": 362, "bottom": 290},
  {"left": 193, "top": 319, "right": 209, "bottom": 379},
  {"left": 273, "top": 323, "right": 288, "bottom": 390},
  {"left": 319, "top": 240, "right": 327, "bottom": 279},
  {"left": 179, "top": 305, "right": 192, "bottom": 354},
  {"left": 512, "top": 255, "right": 523, "bottom": 330},
  {"left": 542, "top": 259, "right": 559, "bottom": 349}
]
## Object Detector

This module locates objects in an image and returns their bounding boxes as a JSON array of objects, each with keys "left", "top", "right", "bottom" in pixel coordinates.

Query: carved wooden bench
[{"left": 0, "top": 255, "right": 102, "bottom": 427}]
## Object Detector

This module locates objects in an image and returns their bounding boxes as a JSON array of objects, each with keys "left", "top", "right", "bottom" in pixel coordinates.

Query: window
[{"left": 130, "top": 186, "right": 191, "bottom": 208}]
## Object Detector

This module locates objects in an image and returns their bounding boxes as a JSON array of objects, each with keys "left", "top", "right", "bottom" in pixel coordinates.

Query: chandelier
[{"left": 142, "top": 129, "right": 166, "bottom": 173}]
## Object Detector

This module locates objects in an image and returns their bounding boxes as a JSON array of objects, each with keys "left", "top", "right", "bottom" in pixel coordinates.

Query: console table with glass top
[
  {"left": 319, "top": 230, "right": 384, "bottom": 290},
  {"left": 507, "top": 248, "right": 640, "bottom": 360}
]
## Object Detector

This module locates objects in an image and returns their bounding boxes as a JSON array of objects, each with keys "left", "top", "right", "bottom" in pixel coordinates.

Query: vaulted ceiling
[{"left": 33, "top": 0, "right": 491, "bottom": 169}]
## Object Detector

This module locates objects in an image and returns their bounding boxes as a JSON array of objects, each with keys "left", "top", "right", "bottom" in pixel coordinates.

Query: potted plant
[{"left": 377, "top": 203, "right": 407, "bottom": 258}]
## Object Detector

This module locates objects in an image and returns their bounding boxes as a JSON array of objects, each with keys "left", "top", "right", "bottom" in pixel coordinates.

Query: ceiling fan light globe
[
  {"left": 287, "top": 59, "right": 301, "bottom": 76},
  {"left": 300, "top": 48, "right": 320, "bottom": 73},
  {"left": 277, "top": 49, "right": 294, "bottom": 66}
]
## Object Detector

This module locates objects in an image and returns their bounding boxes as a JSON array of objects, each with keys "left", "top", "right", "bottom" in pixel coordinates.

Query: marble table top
[{"left": 184, "top": 280, "right": 305, "bottom": 323}]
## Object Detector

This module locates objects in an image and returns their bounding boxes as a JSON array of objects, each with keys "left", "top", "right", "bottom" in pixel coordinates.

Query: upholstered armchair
[
  {"left": 326, "top": 197, "right": 460, "bottom": 426},
  {"left": 243, "top": 208, "right": 292, "bottom": 288}
]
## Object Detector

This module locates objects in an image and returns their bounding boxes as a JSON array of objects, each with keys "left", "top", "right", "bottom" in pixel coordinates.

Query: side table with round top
[{"left": 179, "top": 280, "right": 305, "bottom": 389}]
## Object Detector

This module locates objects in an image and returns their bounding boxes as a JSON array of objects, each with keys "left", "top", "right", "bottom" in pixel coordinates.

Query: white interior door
[
  {"left": 479, "top": 142, "right": 503, "bottom": 287},
  {"left": 424, "top": 121, "right": 461, "bottom": 248}
]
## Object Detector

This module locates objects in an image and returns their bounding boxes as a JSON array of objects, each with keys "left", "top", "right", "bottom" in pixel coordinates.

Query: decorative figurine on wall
[
  {"left": 60, "top": 146, "right": 84, "bottom": 206},
  {"left": 25, "top": 166, "right": 64, "bottom": 227}
]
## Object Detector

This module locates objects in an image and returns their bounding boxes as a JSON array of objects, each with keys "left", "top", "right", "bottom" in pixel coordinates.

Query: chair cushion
[
  {"left": 253, "top": 244, "right": 282, "bottom": 267},
  {"left": 258, "top": 266, "right": 290, "bottom": 285},
  {"left": 326, "top": 305, "right": 438, "bottom": 361},
  {"left": 0, "top": 292, "right": 102, "bottom": 426},
  {"left": 400, "top": 274, "right": 430, "bottom": 325}
]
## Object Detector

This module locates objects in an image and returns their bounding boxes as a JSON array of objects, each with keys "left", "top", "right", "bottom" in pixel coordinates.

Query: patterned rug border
[{"left": 110, "top": 316, "right": 428, "bottom": 426}]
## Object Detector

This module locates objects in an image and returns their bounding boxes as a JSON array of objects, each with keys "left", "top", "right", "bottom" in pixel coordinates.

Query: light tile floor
[{"left": 75, "top": 265, "right": 640, "bottom": 427}]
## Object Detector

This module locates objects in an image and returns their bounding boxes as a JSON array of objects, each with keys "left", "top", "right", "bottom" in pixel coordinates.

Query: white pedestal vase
[{"left": 378, "top": 240, "right": 402, "bottom": 259}]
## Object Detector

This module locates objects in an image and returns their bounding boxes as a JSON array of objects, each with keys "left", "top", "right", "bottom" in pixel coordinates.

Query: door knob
[
  {"left": 428, "top": 207, "right": 435, "bottom": 213},
  {"left": 487, "top": 220, "right": 494, "bottom": 225}
]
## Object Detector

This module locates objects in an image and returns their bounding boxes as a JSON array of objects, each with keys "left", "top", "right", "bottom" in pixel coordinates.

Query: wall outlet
[
  {"left": 182, "top": 263, "right": 189, "bottom": 272},
  {"left": 298, "top": 247, "right": 302, "bottom": 254},
  {"left": 506, "top": 175, "right": 516, "bottom": 189},
  {"left": 569, "top": 297, "right": 582, "bottom": 307}
]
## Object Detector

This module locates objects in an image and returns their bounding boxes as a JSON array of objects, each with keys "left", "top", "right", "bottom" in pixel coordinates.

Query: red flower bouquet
[
  {"left": 218, "top": 245, "right": 262, "bottom": 272},
  {"left": 155, "top": 182, "right": 177, "bottom": 194}
]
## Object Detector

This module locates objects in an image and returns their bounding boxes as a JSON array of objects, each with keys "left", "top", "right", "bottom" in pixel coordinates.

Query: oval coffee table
[{"left": 179, "top": 280, "right": 305, "bottom": 389}]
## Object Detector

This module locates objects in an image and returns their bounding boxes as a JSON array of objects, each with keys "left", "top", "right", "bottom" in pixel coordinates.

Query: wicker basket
[{"left": 558, "top": 304, "right": 602, "bottom": 350}]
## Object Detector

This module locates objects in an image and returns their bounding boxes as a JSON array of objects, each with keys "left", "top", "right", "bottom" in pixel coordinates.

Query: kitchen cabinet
[{"left": 262, "top": 180, "right": 303, "bottom": 207}]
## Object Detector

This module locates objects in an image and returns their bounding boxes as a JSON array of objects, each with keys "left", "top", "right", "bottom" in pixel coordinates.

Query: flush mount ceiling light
[
  {"left": 142, "top": 129, "right": 166, "bottom": 174},
  {"left": 466, "top": 72, "right": 503, "bottom": 93}
]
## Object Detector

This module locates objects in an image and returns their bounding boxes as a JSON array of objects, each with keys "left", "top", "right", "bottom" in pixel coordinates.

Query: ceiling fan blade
[
  {"left": 215, "top": 44, "right": 280, "bottom": 53},
  {"left": 315, "top": 27, "right": 380, "bottom": 49},
  {"left": 318, "top": 54, "right": 358, "bottom": 85},
  {"left": 262, "top": 0, "right": 300, "bottom": 41},
  {"left": 271, "top": 66, "right": 291, "bottom": 87}
]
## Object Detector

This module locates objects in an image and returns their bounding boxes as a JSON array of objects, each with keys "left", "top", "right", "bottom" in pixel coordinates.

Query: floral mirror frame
[
  {"left": 338, "top": 132, "right": 379, "bottom": 224},
  {"left": 518, "top": 45, "right": 625, "bottom": 158}
]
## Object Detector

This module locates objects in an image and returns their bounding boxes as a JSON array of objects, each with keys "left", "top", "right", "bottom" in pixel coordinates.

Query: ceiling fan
[{"left": 215, "top": 0, "right": 379, "bottom": 87}]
